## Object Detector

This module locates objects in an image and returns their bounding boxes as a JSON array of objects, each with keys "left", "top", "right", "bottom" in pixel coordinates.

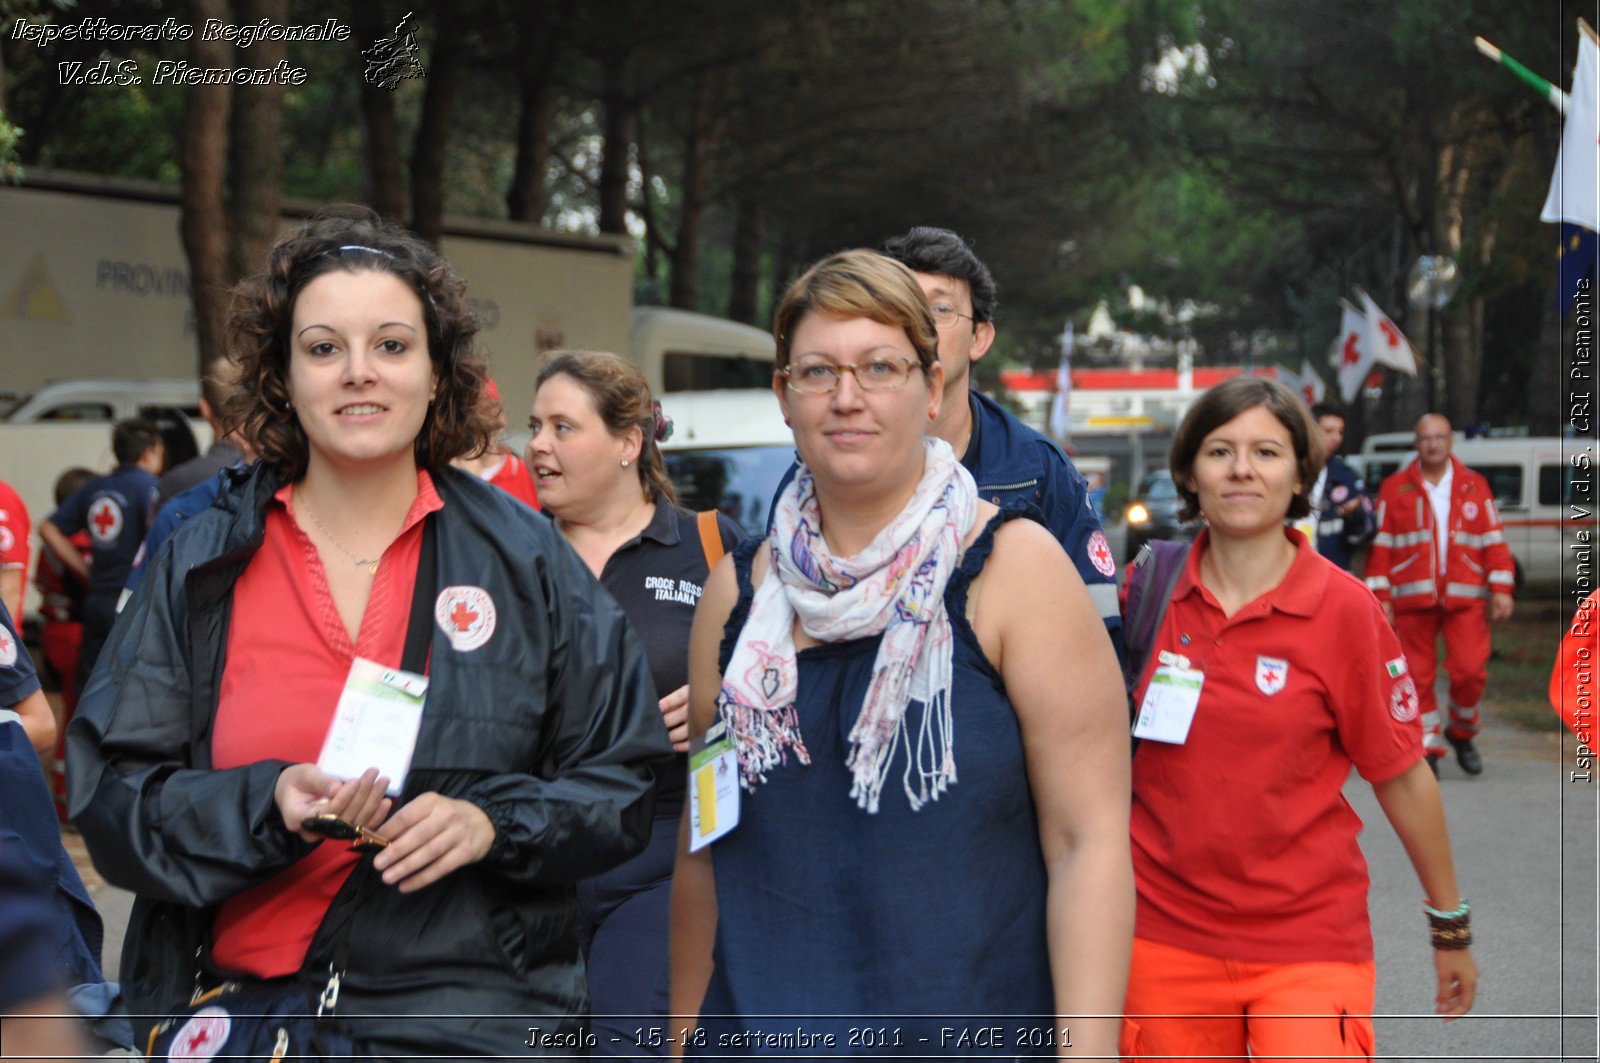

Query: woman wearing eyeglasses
[
  {"left": 669, "top": 250, "right": 1132, "bottom": 1058},
  {"left": 526, "top": 350, "right": 742, "bottom": 1055},
  {"left": 67, "top": 207, "right": 672, "bottom": 1059}
]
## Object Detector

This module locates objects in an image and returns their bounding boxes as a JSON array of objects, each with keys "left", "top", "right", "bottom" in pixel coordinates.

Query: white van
[
  {"left": 629, "top": 308, "right": 776, "bottom": 395},
  {"left": 1359, "top": 435, "right": 1586, "bottom": 592}
]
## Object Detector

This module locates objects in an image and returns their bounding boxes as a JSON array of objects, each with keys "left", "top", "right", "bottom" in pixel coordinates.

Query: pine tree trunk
[
  {"left": 728, "top": 199, "right": 764, "bottom": 325},
  {"left": 506, "top": 4, "right": 562, "bottom": 223},
  {"left": 410, "top": 4, "right": 463, "bottom": 246},
  {"left": 180, "top": 0, "right": 234, "bottom": 375},
  {"left": 597, "top": 56, "right": 635, "bottom": 236},
  {"left": 352, "top": 0, "right": 408, "bottom": 221},
  {"left": 227, "top": 0, "right": 288, "bottom": 282}
]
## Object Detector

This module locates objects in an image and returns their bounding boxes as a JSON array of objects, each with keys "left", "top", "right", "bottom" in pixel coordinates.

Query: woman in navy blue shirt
[{"left": 526, "top": 350, "right": 741, "bottom": 1054}]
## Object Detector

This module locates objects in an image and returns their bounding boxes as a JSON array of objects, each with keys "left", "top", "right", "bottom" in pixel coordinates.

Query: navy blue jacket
[
  {"left": 1315, "top": 455, "right": 1374, "bottom": 572},
  {"left": 68, "top": 462, "right": 672, "bottom": 1057}
]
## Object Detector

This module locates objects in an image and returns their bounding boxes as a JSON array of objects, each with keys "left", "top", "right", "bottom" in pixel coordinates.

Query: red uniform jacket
[{"left": 1365, "top": 456, "right": 1515, "bottom": 612}]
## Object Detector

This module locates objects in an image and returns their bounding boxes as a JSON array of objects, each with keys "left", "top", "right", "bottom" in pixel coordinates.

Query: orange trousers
[{"left": 1121, "top": 937, "right": 1376, "bottom": 1062}]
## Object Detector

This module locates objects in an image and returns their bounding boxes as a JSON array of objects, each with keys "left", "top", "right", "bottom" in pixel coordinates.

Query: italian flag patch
[{"left": 1386, "top": 657, "right": 1407, "bottom": 678}]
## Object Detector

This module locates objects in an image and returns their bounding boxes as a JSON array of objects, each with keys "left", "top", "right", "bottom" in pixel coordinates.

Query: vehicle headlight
[{"left": 1126, "top": 503, "right": 1150, "bottom": 525}]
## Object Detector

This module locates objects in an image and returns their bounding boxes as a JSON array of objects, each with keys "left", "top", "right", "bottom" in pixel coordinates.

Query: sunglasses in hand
[{"left": 301, "top": 812, "right": 389, "bottom": 853}]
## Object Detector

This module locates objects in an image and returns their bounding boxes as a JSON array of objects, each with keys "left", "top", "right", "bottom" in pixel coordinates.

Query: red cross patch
[
  {"left": 434, "top": 585, "right": 496, "bottom": 652},
  {"left": 169, "top": 1006, "right": 231, "bottom": 1062},
  {"left": 1087, "top": 530, "right": 1116, "bottom": 578},
  {"left": 1390, "top": 675, "right": 1420, "bottom": 723},
  {"left": 0, "top": 624, "right": 16, "bottom": 668},
  {"left": 88, "top": 497, "right": 123, "bottom": 545}
]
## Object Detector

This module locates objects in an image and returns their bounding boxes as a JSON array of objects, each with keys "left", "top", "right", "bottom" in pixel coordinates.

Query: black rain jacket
[{"left": 67, "top": 462, "right": 674, "bottom": 1059}]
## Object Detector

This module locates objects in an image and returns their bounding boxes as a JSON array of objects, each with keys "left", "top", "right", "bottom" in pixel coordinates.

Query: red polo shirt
[
  {"left": 209, "top": 472, "right": 442, "bottom": 978},
  {"left": 0, "top": 479, "right": 31, "bottom": 591},
  {"left": 485, "top": 450, "right": 540, "bottom": 509},
  {"left": 1129, "top": 528, "right": 1422, "bottom": 964}
]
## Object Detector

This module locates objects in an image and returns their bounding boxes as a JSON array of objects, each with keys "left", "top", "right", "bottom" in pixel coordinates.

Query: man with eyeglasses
[
  {"left": 1366, "top": 413, "right": 1515, "bottom": 776},
  {"left": 881, "top": 227, "right": 1123, "bottom": 658}
]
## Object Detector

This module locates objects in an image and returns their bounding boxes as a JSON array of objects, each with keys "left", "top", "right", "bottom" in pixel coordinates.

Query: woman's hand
[
  {"left": 1434, "top": 947, "right": 1478, "bottom": 1019},
  {"left": 275, "top": 765, "right": 392, "bottom": 842},
  {"left": 372, "top": 793, "right": 495, "bottom": 893},
  {"left": 660, "top": 684, "right": 691, "bottom": 752}
]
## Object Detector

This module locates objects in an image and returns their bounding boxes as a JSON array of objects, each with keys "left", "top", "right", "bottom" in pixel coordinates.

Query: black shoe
[
  {"left": 1448, "top": 737, "right": 1483, "bottom": 776},
  {"left": 1426, "top": 754, "right": 1441, "bottom": 777}
]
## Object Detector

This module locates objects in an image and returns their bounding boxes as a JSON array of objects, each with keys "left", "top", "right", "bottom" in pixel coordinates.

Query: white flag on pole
[
  {"left": 1048, "top": 322, "right": 1073, "bottom": 442},
  {"left": 1356, "top": 289, "right": 1419, "bottom": 376},
  {"left": 1541, "top": 23, "right": 1600, "bottom": 231},
  {"left": 1336, "top": 301, "right": 1377, "bottom": 403}
]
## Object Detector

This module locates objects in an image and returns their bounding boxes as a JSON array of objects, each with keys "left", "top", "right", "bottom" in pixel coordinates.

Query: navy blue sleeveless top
[{"left": 693, "top": 506, "right": 1054, "bottom": 1059}]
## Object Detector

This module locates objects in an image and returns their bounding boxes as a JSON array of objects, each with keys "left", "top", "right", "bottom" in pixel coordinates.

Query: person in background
[
  {"left": 1120, "top": 378, "right": 1475, "bottom": 1060},
  {"left": 153, "top": 357, "right": 250, "bottom": 510},
  {"left": 0, "top": 599, "right": 131, "bottom": 1052},
  {"left": 1551, "top": 591, "right": 1596, "bottom": 738},
  {"left": 527, "top": 349, "right": 742, "bottom": 1054},
  {"left": 453, "top": 378, "right": 539, "bottom": 508},
  {"left": 1306, "top": 401, "right": 1372, "bottom": 572},
  {"left": 39, "top": 419, "right": 164, "bottom": 692},
  {"left": 673, "top": 250, "right": 1131, "bottom": 1058},
  {"left": 68, "top": 207, "right": 671, "bottom": 1057},
  {"left": 1366, "top": 412, "right": 1515, "bottom": 776},
  {"left": 0, "top": 476, "right": 29, "bottom": 620},
  {"left": 35, "top": 467, "right": 95, "bottom": 820}
]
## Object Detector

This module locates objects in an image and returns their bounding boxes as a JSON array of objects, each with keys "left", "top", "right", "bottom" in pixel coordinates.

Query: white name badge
[
  {"left": 687, "top": 721, "right": 740, "bottom": 852},
  {"left": 316, "top": 657, "right": 427, "bottom": 796},
  {"left": 1133, "top": 661, "right": 1205, "bottom": 745}
]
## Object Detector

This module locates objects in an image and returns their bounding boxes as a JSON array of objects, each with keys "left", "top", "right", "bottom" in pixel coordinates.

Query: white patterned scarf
[{"left": 718, "top": 437, "right": 978, "bottom": 813}]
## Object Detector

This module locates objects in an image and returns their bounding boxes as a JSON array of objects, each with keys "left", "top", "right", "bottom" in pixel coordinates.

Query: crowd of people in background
[{"left": 5, "top": 210, "right": 1596, "bottom": 1062}]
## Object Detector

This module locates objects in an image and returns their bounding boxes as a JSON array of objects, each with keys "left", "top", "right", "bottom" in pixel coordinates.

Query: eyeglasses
[
  {"left": 779, "top": 357, "right": 923, "bottom": 395},
  {"left": 301, "top": 812, "right": 389, "bottom": 853},
  {"left": 929, "top": 303, "right": 975, "bottom": 328}
]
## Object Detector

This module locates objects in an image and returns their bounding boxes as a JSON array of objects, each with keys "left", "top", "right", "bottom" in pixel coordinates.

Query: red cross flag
[
  {"left": 1356, "top": 289, "right": 1419, "bottom": 376},
  {"left": 1336, "top": 301, "right": 1376, "bottom": 403},
  {"left": 1296, "top": 359, "right": 1326, "bottom": 404}
]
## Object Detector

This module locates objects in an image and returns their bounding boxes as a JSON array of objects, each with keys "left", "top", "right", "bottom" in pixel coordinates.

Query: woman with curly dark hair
[{"left": 68, "top": 207, "right": 674, "bottom": 1059}]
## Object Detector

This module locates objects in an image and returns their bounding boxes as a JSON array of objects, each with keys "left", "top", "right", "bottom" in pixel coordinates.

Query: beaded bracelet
[{"left": 1424, "top": 899, "right": 1472, "bottom": 950}]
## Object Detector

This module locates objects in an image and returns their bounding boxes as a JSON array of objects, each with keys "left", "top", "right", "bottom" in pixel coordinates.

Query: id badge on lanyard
[
  {"left": 1133, "top": 650, "right": 1205, "bottom": 745},
  {"left": 317, "top": 656, "right": 428, "bottom": 796}
]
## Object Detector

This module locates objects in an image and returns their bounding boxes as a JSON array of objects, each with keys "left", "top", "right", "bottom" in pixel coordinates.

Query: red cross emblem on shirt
[
  {"left": 182, "top": 1026, "right": 215, "bottom": 1053},
  {"left": 91, "top": 503, "right": 117, "bottom": 536},
  {"left": 450, "top": 602, "right": 478, "bottom": 632}
]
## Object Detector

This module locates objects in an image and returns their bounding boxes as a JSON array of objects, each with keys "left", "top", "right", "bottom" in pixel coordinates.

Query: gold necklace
[{"left": 298, "top": 490, "right": 382, "bottom": 575}]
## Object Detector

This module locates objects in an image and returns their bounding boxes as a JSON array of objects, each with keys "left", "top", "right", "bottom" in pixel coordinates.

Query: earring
[{"left": 621, "top": 459, "right": 630, "bottom": 468}]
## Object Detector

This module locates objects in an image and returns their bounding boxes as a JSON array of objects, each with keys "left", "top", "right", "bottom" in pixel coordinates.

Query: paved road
[
  {"left": 68, "top": 634, "right": 1598, "bottom": 1061},
  {"left": 1355, "top": 713, "right": 1598, "bottom": 1061}
]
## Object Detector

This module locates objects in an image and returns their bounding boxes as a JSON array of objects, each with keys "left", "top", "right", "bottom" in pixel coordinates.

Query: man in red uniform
[{"left": 1366, "top": 413, "right": 1515, "bottom": 775}]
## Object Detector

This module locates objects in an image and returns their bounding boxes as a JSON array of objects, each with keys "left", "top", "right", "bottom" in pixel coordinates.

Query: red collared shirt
[
  {"left": 0, "top": 479, "right": 31, "bottom": 588},
  {"left": 209, "top": 472, "right": 442, "bottom": 978},
  {"left": 1130, "top": 528, "right": 1422, "bottom": 964}
]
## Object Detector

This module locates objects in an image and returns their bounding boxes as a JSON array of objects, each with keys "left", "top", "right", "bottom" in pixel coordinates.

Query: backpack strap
[
  {"left": 697, "top": 509, "right": 725, "bottom": 572},
  {"left": 1122, "top": 539, "right": 1192, "bottom": 699}
]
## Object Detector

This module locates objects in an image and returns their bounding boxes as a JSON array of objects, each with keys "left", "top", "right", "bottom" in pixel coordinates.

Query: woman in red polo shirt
[
  {"left": 1121, "top": 377, "right": 1477, "bottom": 1060},
  {"left": 68, "top": 208, "right": 671, "bottom": 1059}
]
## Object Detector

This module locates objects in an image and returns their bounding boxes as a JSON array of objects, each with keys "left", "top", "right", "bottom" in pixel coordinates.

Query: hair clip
[{"left": 652, "top": 399, "right": 674, "bottom": 443}]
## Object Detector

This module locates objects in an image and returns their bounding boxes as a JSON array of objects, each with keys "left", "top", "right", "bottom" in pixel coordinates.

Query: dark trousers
[
  {"left": 75, "top": 594, "right": 118, "bottom": 698},
  {"left": 576, "top": 809, "right": 679, "bottom": 1058}
]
